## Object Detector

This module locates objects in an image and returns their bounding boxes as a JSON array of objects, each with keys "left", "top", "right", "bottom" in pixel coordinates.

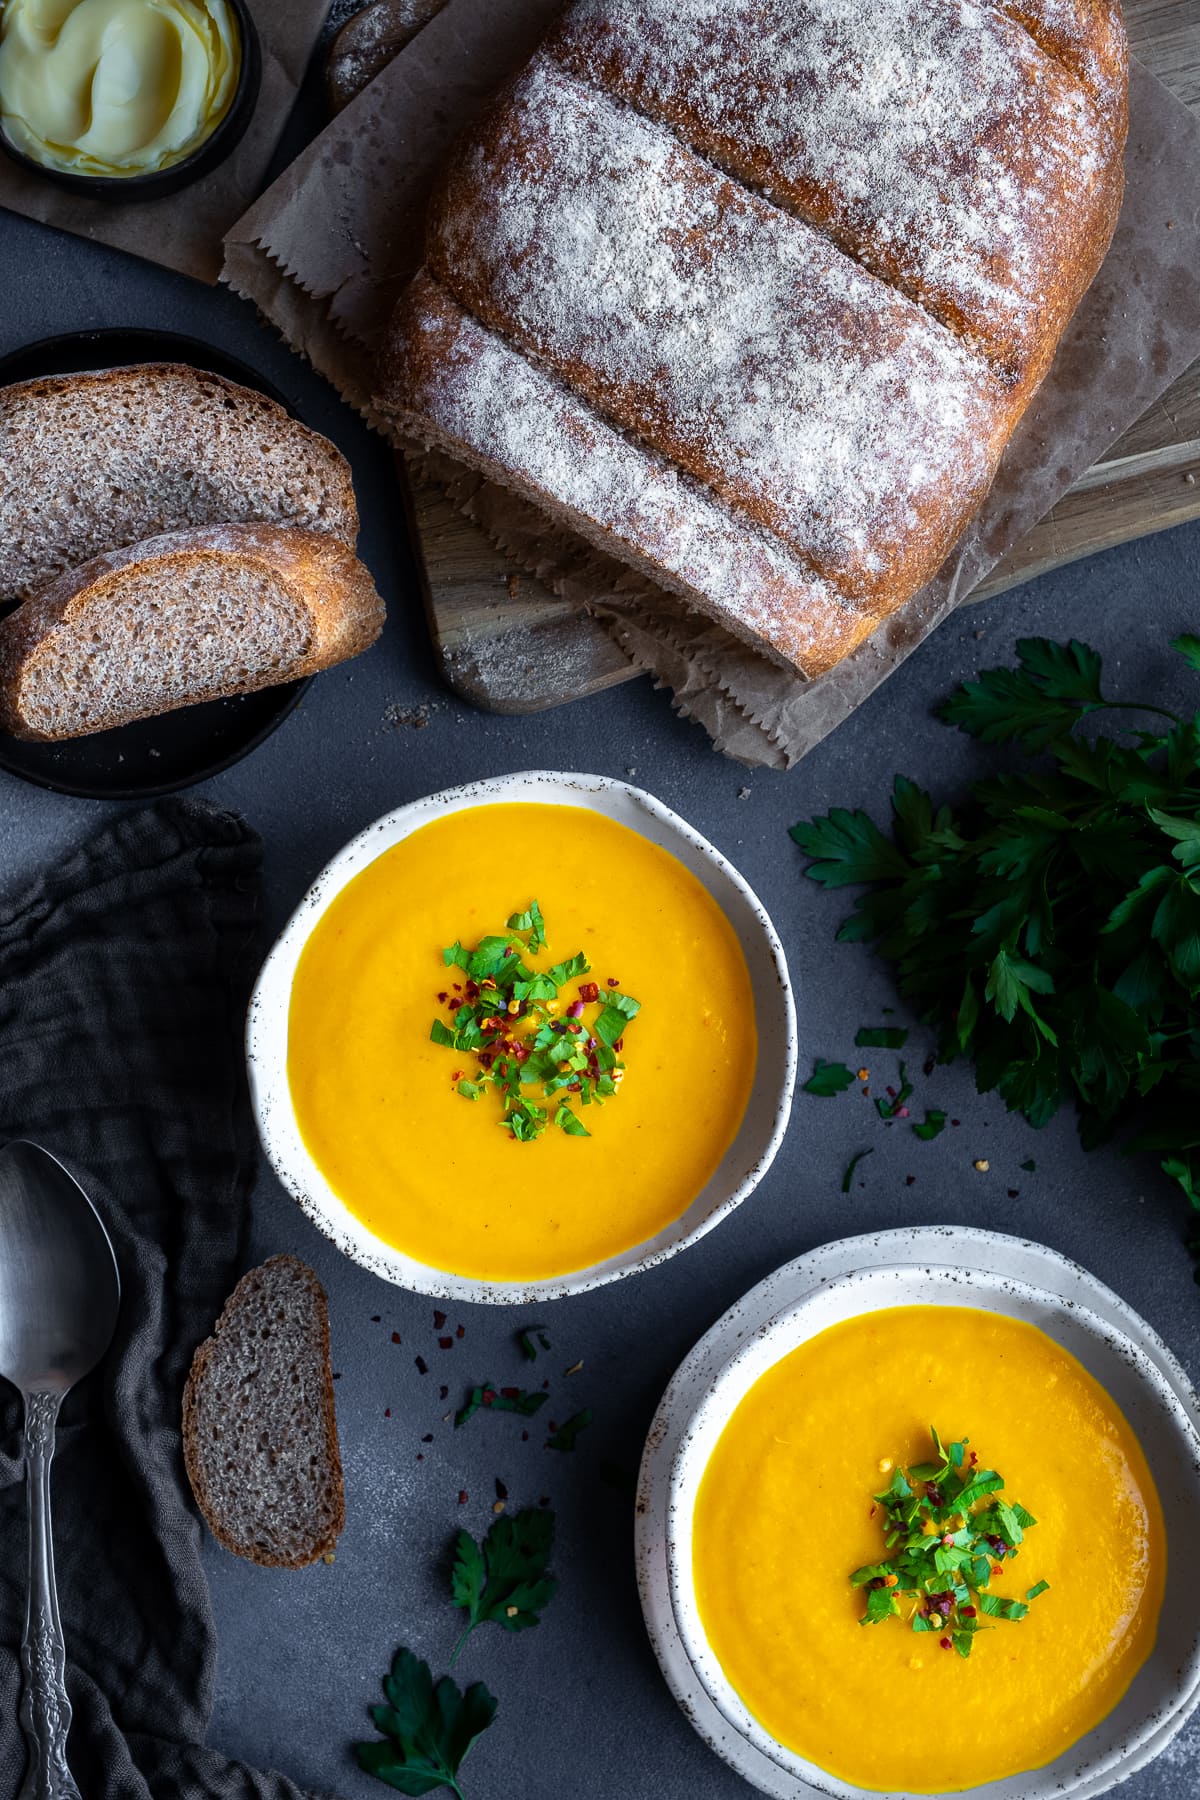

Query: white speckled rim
[
  {"left": 246, "top": 771, "right": 796, "bottom": 1304},
  {"left": 640, "top": 1237, "right": 1200, "bottom": 1800}
]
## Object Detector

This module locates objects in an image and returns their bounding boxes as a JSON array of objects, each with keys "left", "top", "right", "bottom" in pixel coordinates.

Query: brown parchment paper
[
  {"left": 222, "top": 0, "right": 1200, "bottom": 767},
  {"left": 0, "top": 0, "right": 330, "bottom": 283}
]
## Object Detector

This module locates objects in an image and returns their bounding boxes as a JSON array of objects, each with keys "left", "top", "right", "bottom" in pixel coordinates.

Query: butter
[{"left": 0, "top": 0, "right": 240, "bottom": 177}]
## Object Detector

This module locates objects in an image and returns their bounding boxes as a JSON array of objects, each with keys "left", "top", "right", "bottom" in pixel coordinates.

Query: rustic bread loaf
[
  {"left": 0, "top": 363, "right": 360, "bottom": 605},
  {"left": 376, "top": 0, "right": 1128, "bottom": 680},
  {"left": 0, "top": 523, "right": 385, "bottom": 742},
  {"left": 182, "top": 1255, "right": 344, "bottom": 1570}
]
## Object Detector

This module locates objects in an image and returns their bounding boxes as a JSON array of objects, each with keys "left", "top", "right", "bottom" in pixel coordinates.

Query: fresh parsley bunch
[{"left": 793, "top": 637, "right": 1200, "bottom": 1251}]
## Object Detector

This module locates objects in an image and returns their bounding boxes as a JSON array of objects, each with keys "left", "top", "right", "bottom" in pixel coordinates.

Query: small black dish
[
  {"left": 0, "top": 327, "right": 311, "bottom": 802},
  {"left": 0, "top": 0, "right": 262, "bottom": 201}
]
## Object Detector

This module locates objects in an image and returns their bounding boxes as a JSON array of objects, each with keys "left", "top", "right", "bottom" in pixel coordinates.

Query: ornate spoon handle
[{"left": 17, "top": 1391, "right": 81, "bottom": 1800}]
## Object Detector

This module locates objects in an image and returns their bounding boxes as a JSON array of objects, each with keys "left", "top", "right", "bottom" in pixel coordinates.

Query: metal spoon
[{"left": 0, "top": 1140, "right": 121, "bottom": 1800}]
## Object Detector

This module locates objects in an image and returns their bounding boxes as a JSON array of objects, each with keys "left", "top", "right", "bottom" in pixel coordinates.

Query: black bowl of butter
[{"left": 0, "top": 0, "right": 262, "bottom": 198}]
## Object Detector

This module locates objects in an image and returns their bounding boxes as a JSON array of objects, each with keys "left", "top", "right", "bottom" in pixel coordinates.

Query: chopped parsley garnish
[
  {"left": 842, "top": 1149, "right": 875, "bottom": 1192},
  {"left": 454, "top": 1382, "right": 548, "bottom": 1428},
  {"left": 430, "top": 904, "right": 639, "bottom": 1141},
  {"left": 517, "top": 1325, "right": 551, "bottom": 1362},
  {"left": 912, "top": 1108, "right": 948, "bottom": 1141},
  {"left": 804, "top": 1059, "right": 857, "bottom": 1096},
  {"left": 851, "top": 1428, "right": 1047, "bottom": 1659},
  {"left": 545, "top": 1408, "right": 592, "bottom": 1453},
  {"left": 855, "top": 1025, "right": 909, "bottom": 1049}
]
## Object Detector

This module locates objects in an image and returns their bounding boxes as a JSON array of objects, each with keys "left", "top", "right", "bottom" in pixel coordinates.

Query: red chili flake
[
  {"left": 897, "top": 1106, "right": 910, "bottom": 1118},
  {"left": 923, "top": 1056, "right": 936, "bottom": 1077},
  {"left": 614, "top": 1038, "right": 623, "bottom": 1052},
  {"left": 456, "top": 1324, "right": 465, "bottom": 1340},
  {"left": 548, "top": 1421, "right": 558, "bottom": 1433},
  {"left": 579, "top": 982, "right": 600, "bottom": 1004},
  {"left": 417, "top": 1453, "right": 424, "bottom": 1462},
  {"left": 951, "top": 1119, "right": 961, "bottom": 1127},
  {"left": 961, "top": 1606, "right": 977, "bottom": 1619},
  {"left": 542, "top": 1379, "right": 550, "bottom": 1390},
  {"left": 437, "top": 992, "right": 448, "bottom": 1004},
  {"left": 452, "top": 982, "right": 462, "bottom": 993},
  {"left": 1008, "top": 1188, "right": 1019, "bottom": 1198},
  {"left": 905, "top": 1175, "right": 916, "bottom": 1187},
  {"left": 422, "top": 1433, "right": 433, "bottom": 1444},
  {"left": 606, "top": 977, "right": 619, "bottom": 987},
  {"left": 332, "top": 1372, "right": 342, "bottom": 1380},
  {"left": 942, "top": 1534, "right": 954, "bottom": 1547},
  {"left": 522, "top": 1431, "right": 529, "bottom": 1442},
  {"left": 886, "top": 1085, "right": 897, "bottom": 1098},
  {"left": 499, "top": 1386, "right": 520, "bottom": 1401},
  {"left": 539, "top": 1495, "right": 551, "bottom": 1507},
  {"left": 384, "top": 1408, "right": 391, "bottom": 1418},
  {"left": 458, "top": 1491, "right": 468, "bottom": 1506},
  {"left": 438, "top": 1336, "right": 453, "bottom": 1350},
  {"left": 415, "top": 1356, "right": 428, "bottom": 1375},
  {"left": 969, "top": 1451, "right": 978, "bottom": 1465},
  {"left": 391, "top": 1331, "right": 401, "bottom": 1344},
  {"left": 433, "top": 1310, "right": 447, "bottom": 1329},
  {"left": 439, "top": 1385, "right": 449, "bottom": 1401},
  {"left": 482, "top": 1389, "right": 498, "bottom": 1405},
  {"left": 371, "top": 1315, "right": 381, "bottom": 1324},
  {"left": 451, "top": 1070, "right": 464, "bottom": 1082},
  {"left": 495, "top": 1477, "right": 508, "bottom": 1501},
  {"left": 940, "top": 1637, "right": 953, "bottom": 1651}
]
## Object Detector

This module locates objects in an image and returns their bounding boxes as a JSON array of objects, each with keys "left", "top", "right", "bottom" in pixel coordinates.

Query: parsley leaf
[
  {"left": 450, "top": 1508, "right": 558, "bottom": 1663},
  {"left": 517, "top": 1326, "right": 550, "bottom": 1362},
  {"left": 356, "top": 1648, "right": 497, "bottom": 1798},
  {"left": 792, "top": 634, "right": 1200, "bottom": 1280},
  {"left": 804, "top": 1059, "right": 856, "bottom": 1096}
]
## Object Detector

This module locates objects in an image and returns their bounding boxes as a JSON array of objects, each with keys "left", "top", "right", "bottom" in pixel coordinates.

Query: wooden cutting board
[{"left": 388, "top": 0, "right": 1200, "bottom": 714}]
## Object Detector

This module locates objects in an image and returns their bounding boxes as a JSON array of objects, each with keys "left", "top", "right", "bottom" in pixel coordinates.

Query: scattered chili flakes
[
  {"left": 1008, "top": 1188, "right": 1019, "bottom": 1198},
  {"left": 905, "top": 1175, "right": 916, "bottom": 1187},
  {"left": 384, "top": 1408, "right": 391, "bottom": 1418},
  {"left": 415, "top": 1356, "right": 428, "bottom": 1375},
  {"left": 579, "top": 981, "right": 600, "bottom": 1004},
  {"left": 456, "top": 1324, "right": 465, "bottom": 1340},
  {"left": 371, "top": 1315, "right": 381, "bottom": 1324},
  {"left": 421, "top": 1433, "right": 433, "bottom": 1444},
  {"left": 606, "top": 976, "right": 620, "bottom": 987},
  {"left": 439, "top": 1385, "right": 449, "bottom": 1401},
  {"left": 923, "top": 1056, "right": 936, "bottom": 1077},
  {"left": 458, "top": 1491, "right": 469, "bottom": 1506},
  {"left": 439, "top": 1336, "right": 454, "bottom": 1350},
  {"left": 495, "top": 1477, "right": 508, "bottom": 1500},
  {"left": 391, "top": 1331, "right": 401, "bottom": 1345}
]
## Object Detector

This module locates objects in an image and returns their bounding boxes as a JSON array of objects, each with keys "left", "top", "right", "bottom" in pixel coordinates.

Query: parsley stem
[
  {"left": 448, "top": 1621, "right": 475, "bottom": 1668},
  {"left": 1091, "top": 700, "right": 1181, "bottom": 724}
]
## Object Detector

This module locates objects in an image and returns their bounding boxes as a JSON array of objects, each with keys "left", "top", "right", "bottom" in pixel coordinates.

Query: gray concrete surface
[{"left": 2, "top": 209, "right": 1199, "bottom": 1800}]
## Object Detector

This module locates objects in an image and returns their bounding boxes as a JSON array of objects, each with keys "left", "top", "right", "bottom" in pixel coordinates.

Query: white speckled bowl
[
  {"left": 662, "top": 1259, "right": 1200, "bottom": 1800},
  {"left": 246, "top": 771, "right": 796, "bottom": 1303}
]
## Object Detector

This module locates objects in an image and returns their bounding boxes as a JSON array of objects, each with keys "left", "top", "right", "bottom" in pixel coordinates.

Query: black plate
[{"left": 0, "top": 329, "right": 313, "bottom": 801}]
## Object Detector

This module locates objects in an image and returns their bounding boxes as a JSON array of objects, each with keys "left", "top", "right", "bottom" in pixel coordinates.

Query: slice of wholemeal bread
[
  {"left": 182, "top": 1256, "right": 345, "bottom": 1570},
  {"left": 0, "top": 363, "right": 360, "bottom": 604},
  {"left": 0, "top": 523, "right": 385, "bottom": 741}
]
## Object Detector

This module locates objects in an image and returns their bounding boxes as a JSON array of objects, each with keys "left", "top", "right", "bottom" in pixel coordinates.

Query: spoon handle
[{"left": 18, "top": 1391, "right": 81, "bottom": 1800}]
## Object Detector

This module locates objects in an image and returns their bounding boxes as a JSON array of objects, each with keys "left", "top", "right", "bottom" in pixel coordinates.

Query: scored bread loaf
[
  {"left": 376, "top": 0, "right": 1128, "bottom": 680},
  {"left": 182, "top": 1256, "right": 345, "bottom": 1570},
  {"left": 0, "top": 363, "right": 360, "bottom": 605},
  {"left": 0, "top": 523, "right": 385, "bottom": 742}
]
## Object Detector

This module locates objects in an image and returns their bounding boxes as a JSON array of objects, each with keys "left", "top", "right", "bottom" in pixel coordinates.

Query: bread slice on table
[
  {"left": 0, "top": 522, "right": 385, "bottom": 741},
  {"left": 0, "top": 363, "right": 360, "bottom": 604},
  {"left": 376, "top": 0, "right": 1128, "bottom": 681},
  {"left": 182, "top": 1256, "right": 345, "bottom": 1570}
]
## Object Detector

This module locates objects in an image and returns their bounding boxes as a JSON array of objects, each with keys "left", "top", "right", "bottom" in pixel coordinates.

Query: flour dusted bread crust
[
  {"left": 0, "top": 363, "right": 360, "bottom": 606},
  {"left": 0, "top": 523, "right": 385, "bottom": 742},
  {"left": 376, "top": 0, "right": 1128, "bottom": 679}
]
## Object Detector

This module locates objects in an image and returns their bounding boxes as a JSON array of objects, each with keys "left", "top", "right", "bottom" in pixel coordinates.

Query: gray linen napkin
[{"left": 0, "top": 799, "right": 330, "bottom": 1800}]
